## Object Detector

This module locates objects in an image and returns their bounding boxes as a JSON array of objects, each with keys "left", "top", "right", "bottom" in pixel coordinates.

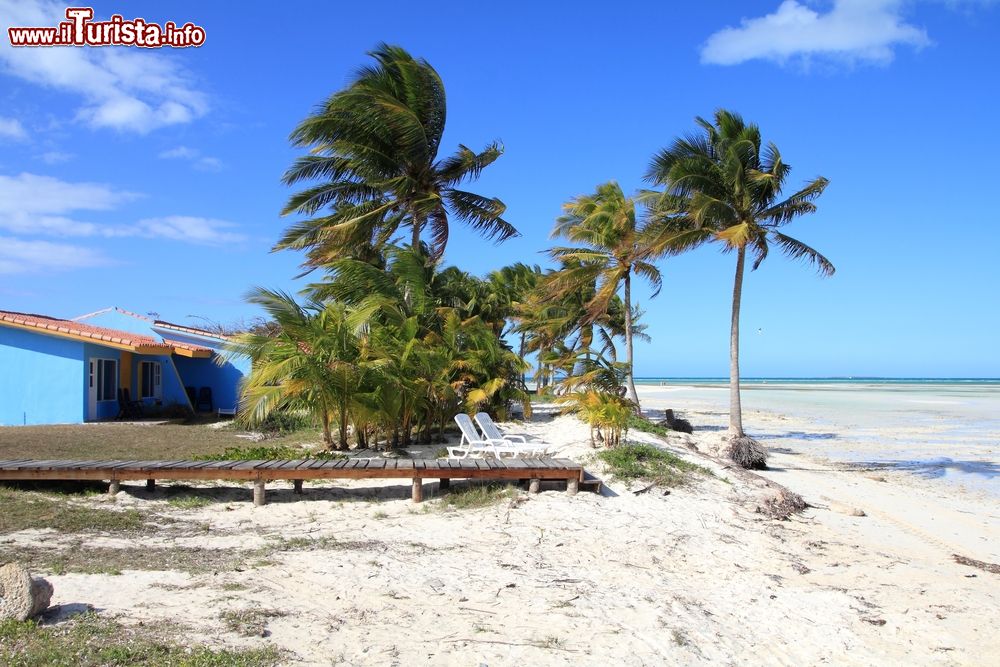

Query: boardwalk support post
[
  {"left": 253, "top": 479, "right": 266, "bottom": 506},
  {"left": 293, "top": 480, "right": 303, "bottom": 494},
  {"left": 145, "top": 479, "right": 155, "bottom": 491},
  {"left": 108, "top": 480, "right": 120, "bottom": 496},
  {"left": 528, "top": 478, "right": 540, "bottom": 494},
  {"left": 567, "top": 477, "right": 579, "bottom": 495},
  {"left": 412, "top": 478, "right": 423, "bottom": 503}
]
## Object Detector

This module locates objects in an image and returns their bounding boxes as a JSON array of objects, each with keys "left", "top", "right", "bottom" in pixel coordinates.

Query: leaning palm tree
[
  {"left": 548, "top": 181, "right": 662, "bottom": 407},
  {"left": 277, "top": 43, "right": 518, "bottom": 268},
  {"left": 646, "top": 109, "right": 834, "bottom": 468}
]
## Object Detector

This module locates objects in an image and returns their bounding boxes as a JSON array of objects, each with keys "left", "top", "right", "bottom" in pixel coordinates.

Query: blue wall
[
  {"left": 0, "top": 327, "right": 84, "bottom": 425},
  {"left": 77, "top": 308, "right": 250, "bottom": 413},
  {"left": 128, "top": 353, "right": 193, "bottom": 411},
  {"left": 159, "top": 329, "right": 249, "bottom": 412},
  {"left": 173, "top": 354, "right": 245, "bottom": 412}
]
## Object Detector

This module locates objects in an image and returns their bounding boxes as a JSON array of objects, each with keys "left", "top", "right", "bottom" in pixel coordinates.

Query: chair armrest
[{"left": 502, "top": 435, "right": 528, "bottom": 443}]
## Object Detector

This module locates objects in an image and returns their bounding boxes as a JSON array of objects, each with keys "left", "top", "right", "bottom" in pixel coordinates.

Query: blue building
[{"left": 0, "top": 307, "right": 250, "bottom": 426}]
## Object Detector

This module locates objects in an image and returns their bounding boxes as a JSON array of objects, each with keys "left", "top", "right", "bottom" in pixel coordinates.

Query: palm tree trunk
[
  {"left": 623, "top": 270, "right": 640, "bottom": 409},
  {"left": 519, "top": 332, "right": 526, "bottom": 386},
  {"left": 338, "top": 409, "right": 349, "bottom": 451},
  {"left": 729, "top": 247, "right": 746, "bottom": 437},
  {"left": 321, "top": 409, "right": 334, "bottom": 449}
]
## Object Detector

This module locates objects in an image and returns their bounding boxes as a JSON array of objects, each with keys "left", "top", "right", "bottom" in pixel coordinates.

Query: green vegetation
[
  {"left": 166, "top": 495, "right": 212, "bottom": 510},
  {"left": 193, "top": 445, "right": 345, "bottom": 462},
  {"left": 0, "top": 487, "right": 145, "bottom": 533},
  {"left": 0, "top": 613, "right": 282, "bottom": 667},
  {"left": 433, "top": 483, "right": 520, "bottom": 510},
  {"left": 627, "top": 414, "right": 671, "bottom": 437},
  {"left": 598, "top": 444, "right": 712, "bottom": 487},
  {"left": 219, "top": 608, "right": 286, "bottom": 638},
  {"left": 549, "top": 181, "right": 663, "bottom": 406}
]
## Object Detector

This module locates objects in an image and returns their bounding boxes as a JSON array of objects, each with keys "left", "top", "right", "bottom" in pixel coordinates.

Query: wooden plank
[{"left": 232, "top": 460, "right": 267, "bottom": 470}]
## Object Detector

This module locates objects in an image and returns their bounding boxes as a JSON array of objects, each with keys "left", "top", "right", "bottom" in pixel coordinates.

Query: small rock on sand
[{"left": 0, "top": 562, "right": 54, "bottom": 621}]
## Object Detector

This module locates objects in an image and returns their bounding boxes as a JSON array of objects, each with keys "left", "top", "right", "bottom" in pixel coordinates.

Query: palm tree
[
  {"left": 548, "top": 181, "right": 662, "bottom": 407},
  {"left": 226, "top": 289, "right": 367, "bottom": 450},
  {"left": 277, "top": 43, "right": 518, "bottom": 268},
  {"left": 646, "top": 109, "right": 834, "bottom": 467}
]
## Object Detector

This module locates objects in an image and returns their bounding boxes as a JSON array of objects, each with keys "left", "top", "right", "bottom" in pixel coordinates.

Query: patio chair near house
[
  {"left": 474, "top": 412, "right": 550, "bottom": 456},
  {"left": 185, "top": 386, "right": 197, "bottom": 407},
  {"left": 196, "top": 387, "right": 213, "bottom": 412},
  {"left": 116, "top": 387, "right": 143, "bottom": 420}
]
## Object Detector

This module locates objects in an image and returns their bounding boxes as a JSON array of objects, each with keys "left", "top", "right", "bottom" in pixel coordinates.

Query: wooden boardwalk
[{"left": 0, "top": 457, "right": 586, "bottom": 505}]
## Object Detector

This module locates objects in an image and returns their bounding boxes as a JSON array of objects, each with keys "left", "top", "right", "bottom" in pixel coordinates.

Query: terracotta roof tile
[
  {"left": 162, "top": 338, "right": 213, "bottom": 354},
  {"left": 0, "top": 310, "right": 209, "bottom": 356}
]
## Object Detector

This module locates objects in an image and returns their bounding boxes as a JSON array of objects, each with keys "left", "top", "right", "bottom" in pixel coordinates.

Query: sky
[{"left": 0, "top": 0, "right": 998, "bottom": 378}]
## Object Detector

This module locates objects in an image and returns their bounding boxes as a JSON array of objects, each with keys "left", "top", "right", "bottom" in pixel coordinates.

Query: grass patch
[
  {"left": 166, "top": 495, "right": 212, "bottom": 510},
  {"left": 598, "top": 443, "right": 712, "bottom": 488},
  {"left": 0, "top": 612, "right": 282, "bottom": 666},
  {"left": 219, "top": 608, "right": 286, "bottom": 638},
  {"left": 0, "top": 487, "right": 145, "bottom": 534},
  {"left": 627, "top": 414, "right": 671, "bottom": 437},
  {"left": 3, "top": 535, "right": 386, "bottom": 576},
  {"left": 194, "top": 445, "right": 346, "bottom": 462},
  {"left": 0, "top": 421, "right": 337, "bottom": 461},
  {"left": 434, "top": 483, "right": 520, "bottom": 511}
]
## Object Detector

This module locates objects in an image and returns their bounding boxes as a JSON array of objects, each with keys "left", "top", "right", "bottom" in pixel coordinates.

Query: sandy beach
[{"left": 5, "top": 385, "right": 994, "bottom": 665}]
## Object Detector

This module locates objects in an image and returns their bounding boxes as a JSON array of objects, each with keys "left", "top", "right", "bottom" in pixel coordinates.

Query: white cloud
[
  {"left": 701, "top": 0, "right": 932, "bottom": 66},
  {"left": 0, "top": 173, "right": 243, "bottom": 246},
  {"left": 0, "top": 235, "right": 110, "bottom": 274},
  {"left": 159, "top": 145, "right": 224, "bottom": 171},
  {"left": 135, "top": 216, "right": 246, "bottom": 245},
  {"left": 0, "top": 117, "right": 27, "bottom": 140},
  {"left": 159, "top": 146, "right": 199, "bottom": 160},
  {"left": 0, "top": 172, "right": 138, "bottom": 236},
  {"left": 0, "top": 0, "right": 208, "bottom": 133},
  {"left": 38, "top": 151, "right": 74, "bottom": 164}
]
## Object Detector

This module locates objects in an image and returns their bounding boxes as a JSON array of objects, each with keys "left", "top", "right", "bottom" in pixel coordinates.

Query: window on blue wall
[
  {"left": 140, "top": 361, "right": 162, "bottom": 399},
  {"left": 97, "top": 359, "right": 117, "bottom": 401}
]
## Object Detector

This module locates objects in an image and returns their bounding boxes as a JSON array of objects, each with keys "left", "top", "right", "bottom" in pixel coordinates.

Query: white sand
[{"left": 28, "top": 390, "right": 1000, "bottom": 665}]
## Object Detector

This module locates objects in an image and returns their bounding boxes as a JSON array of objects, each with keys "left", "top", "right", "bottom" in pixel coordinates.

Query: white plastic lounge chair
[
  {"left": 217, "top": 406, "right": 236, "bottom": 418},
  {"left": 449, "top": 414, "right": 525, "bottom": 459},
  {"left": 474, "top": 412, "right": 549, "bottom": 456}
]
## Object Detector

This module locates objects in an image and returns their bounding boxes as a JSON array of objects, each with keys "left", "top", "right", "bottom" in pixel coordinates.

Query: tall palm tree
[
  {"left": 277, "top": 43, "right": 518, "bottom": 268},
  {"left": 548, "top": 181, "right": 662, "bottom": 407},
  {"left": 646, "top": 109, "right": 834, "bottom": 467}
]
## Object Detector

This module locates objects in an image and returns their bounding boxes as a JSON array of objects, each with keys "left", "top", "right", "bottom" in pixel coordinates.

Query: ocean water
[{"left": 635, "top": 379, "right": 1000, "bottom": 496}]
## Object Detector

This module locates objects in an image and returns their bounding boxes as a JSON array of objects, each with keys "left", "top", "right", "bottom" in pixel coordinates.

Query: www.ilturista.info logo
[{"left": 7, "top": 7, "right": 205, "bottom": 48}]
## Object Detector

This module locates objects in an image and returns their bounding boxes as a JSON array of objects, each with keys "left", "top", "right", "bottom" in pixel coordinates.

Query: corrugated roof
[{"left": 154, "top": 319, "right": 231, "bottom": 341}]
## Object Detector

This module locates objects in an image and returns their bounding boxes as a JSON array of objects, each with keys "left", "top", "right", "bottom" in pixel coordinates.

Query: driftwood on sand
[{"left": 658, "top": 409, "right": 694, "bottom": 434}]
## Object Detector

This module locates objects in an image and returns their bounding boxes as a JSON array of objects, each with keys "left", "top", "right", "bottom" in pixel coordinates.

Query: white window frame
[
  {"left": 95, "top": 358, "right": 118, "bottom": 402},
  {"left": 139, "top": 360, "right": 162, "bottom": 400}
]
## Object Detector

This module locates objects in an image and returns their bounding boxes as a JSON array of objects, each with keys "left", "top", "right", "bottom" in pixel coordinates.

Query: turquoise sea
[{"left": 634, "top": 378, "right": 1000, "bottom": 496}]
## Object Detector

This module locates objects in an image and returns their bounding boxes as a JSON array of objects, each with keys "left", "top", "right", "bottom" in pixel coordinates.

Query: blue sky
[{"left": 1, "top": 0, "right": 998, "bottom": 377}]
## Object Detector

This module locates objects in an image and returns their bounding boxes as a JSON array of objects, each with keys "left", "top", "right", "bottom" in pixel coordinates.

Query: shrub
[
  {"left": 558, "top": 389, "right": 635, "bottom": 447},
  {"left": 194, "top": 446, "right": 346, "bottom": 462},
  {"left": 598, "top": 443, "right": 712, "bottom": 487}
]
